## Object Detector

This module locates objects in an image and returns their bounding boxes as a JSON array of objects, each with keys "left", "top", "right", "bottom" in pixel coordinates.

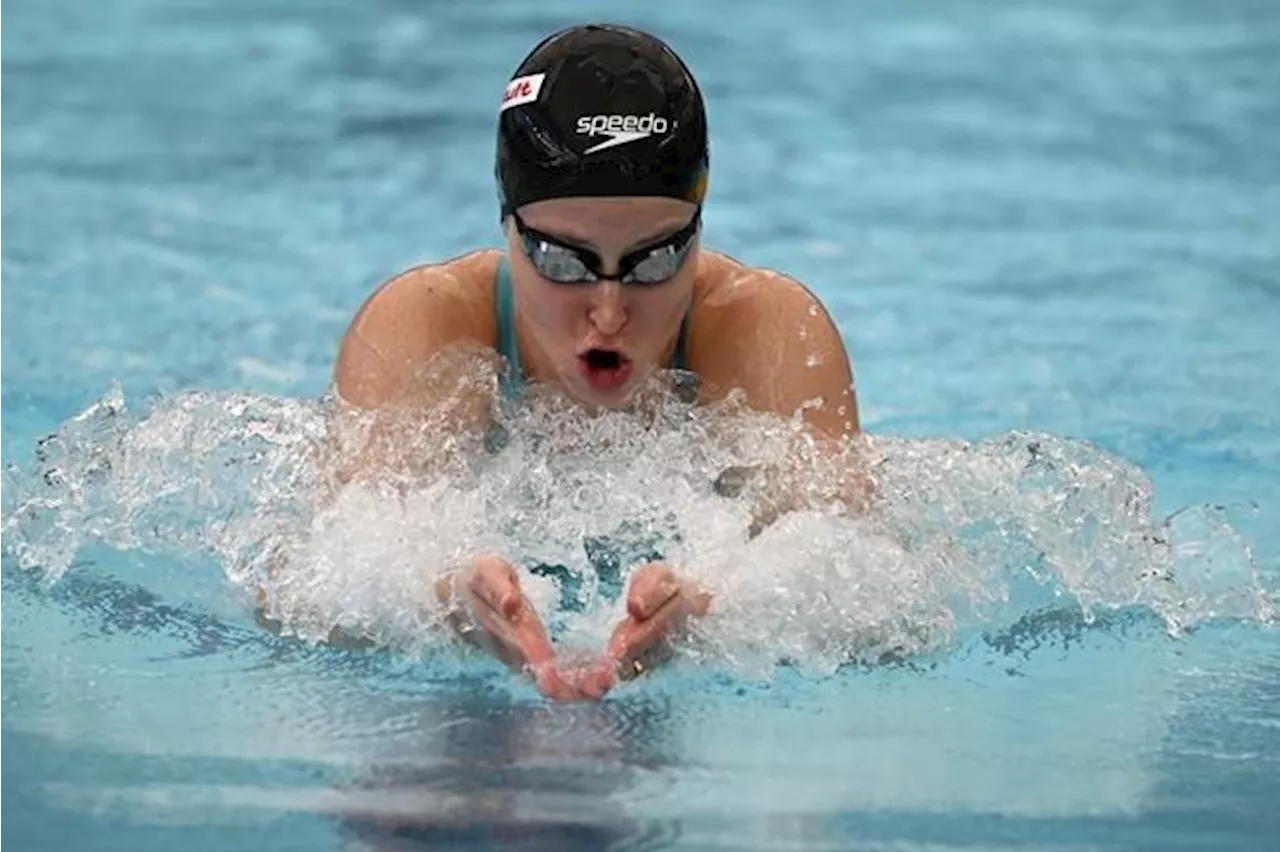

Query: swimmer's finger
[
  {"left": 572, "top": 658, "right": 617, "bottom": 701},
  {"left": 530, "top": 662, "right": 591, "bottom": 702},
  {"left": 528, "top": 662, "right": 567, "bottom": 699},
  {"left": 606, "top": 622, "right": 658, "bottom": 678},
  {"left": 630, "top": 582, "right": 679, "bottom": 621},
  {"left": 627, "top": 563, "right": 678, "bottom": 620},
  {"left": 472, "top": 599, "right": 555, "bottom": 677},
  {"left": 608, "top": 596, "right": 679, "bottom": 665},
  {"left": 470, "top": 560, "right": 522, "bottom": 617}
]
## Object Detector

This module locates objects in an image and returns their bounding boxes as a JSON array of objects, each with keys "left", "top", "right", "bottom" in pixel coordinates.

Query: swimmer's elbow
[
  {"left": 740, "top": 452, "right": 878, "bottom": 537},
  {"left": 250, "top": 544, "right": 294, "bottom": 627}
]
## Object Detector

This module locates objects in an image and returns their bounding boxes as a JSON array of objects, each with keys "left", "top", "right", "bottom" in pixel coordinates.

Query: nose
[{"left": 587, "top": 281, "right": 627, "bottom": 336}]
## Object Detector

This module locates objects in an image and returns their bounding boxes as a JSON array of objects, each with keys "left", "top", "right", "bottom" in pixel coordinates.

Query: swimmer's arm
[
  {"left": 327, "top": 260, "right": 499, "bottom": 487},
  {"left": 698, "top": 269, "right": 876, "bottom": 521},
  {"left": 596, "top": 272, "right": 872, "bottom": 669},
  {"left": 254, "top": 261, "right": 496, "bottom": 624}
]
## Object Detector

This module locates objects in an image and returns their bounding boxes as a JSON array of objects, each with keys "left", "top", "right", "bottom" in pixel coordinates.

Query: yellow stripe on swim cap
[{"left": 689, "top": 169, "right": 709, "bottom": 205}]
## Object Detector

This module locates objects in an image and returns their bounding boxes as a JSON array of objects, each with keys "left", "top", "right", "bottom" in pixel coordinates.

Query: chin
[
  {"left": 561, "top": 370, "right": 637, "bottom": 410},
  {"left": 575, "top": 384, "right": 636, "bottom": 410}
]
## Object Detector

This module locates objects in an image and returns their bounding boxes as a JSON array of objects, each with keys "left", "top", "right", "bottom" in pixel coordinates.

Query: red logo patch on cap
[{"left": 502, "top": 73, "right": 545, "bottom": 111}]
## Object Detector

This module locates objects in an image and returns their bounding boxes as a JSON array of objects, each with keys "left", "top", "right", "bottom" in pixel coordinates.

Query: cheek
[
  {"left": 633, "top": 281, "right": 693, "bottom": 329},
  {"left": 519, "top": 279, "right": 583, "bottom": 332}
]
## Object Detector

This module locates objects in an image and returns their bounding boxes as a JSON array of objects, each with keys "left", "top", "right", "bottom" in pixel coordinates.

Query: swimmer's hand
[
  {"left": 605, "top": 563, "right": 711, "bottom": 683},
  {"left": 437, "top": 555, "right": 590, "bottom": 701}
]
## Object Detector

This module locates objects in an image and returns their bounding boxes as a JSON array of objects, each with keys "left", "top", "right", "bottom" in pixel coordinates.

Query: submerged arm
[
  {"left": 697, "top": 267, "right": 876, "bottom": 528},
  {"left": 259, "top": 265, "right": 492, "bottom": 616},
  {"left": 258, "top": 258, "right": 602, "bottom": 699},
  {"left": 604, "top": 269, "right": 876, "bottom": 682},
  {"left": 327, "top": 263, "right": 499, "bottom": 487}
]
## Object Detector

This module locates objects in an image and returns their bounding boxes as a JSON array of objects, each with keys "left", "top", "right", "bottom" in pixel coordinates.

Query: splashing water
[{"left": 3, "top": 365, "right": 1273, "bottom": 679}]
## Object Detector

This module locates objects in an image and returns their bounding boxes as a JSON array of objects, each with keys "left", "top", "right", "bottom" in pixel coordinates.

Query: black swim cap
[{"left": 495, "top": 24, "right": 709, "bottom": 218}]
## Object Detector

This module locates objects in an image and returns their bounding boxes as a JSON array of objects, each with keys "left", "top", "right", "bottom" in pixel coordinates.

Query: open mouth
[
  {"left": 582, "top": 348, "right": 624, "bottom": 370},
  {"left": 577, "top": 348, "right": 632, "bottom": 390}
]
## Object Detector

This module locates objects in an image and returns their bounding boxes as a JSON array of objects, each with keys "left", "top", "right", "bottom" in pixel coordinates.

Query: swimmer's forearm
[
  {"left": 434, "top": 566, "right": 486, "bottom": 650},
  {"left": 433, "top": 568, "right": 458, "bottom": 607},
  {"left": 717, "top": 430, "right": 875, "bottom": 507},
  {"left": 608, "top": 566, "right": 711, "bottom": 681},
  {"left": 734, "top": 463, "right": 875, "bottom": 539},
  {"left": 432, "top": 556, "right": 560, "bottom": 675}
]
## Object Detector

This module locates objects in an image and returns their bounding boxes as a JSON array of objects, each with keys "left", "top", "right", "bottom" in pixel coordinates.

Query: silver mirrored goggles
[{"left": 512, "top": 210, "right": 700, "bottom": 285}]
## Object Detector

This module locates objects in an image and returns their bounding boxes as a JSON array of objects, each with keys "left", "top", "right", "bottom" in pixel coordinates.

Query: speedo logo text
[{"left": 576, "top": 113, "right": 670, "bottom": 154}]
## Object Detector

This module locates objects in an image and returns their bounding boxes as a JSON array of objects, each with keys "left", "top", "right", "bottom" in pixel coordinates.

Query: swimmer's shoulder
[
  {"left": 687, "top": 251, "right": 859, "bottom": 437},
  {"left": 344, "top": 249, "right": 501, "bottom": 348},
  {"left": 688, "top": 250, "right": 840, "bottom": 355},
  {"left": 334, "top": 250, "right": 503, "bottom": 406}
]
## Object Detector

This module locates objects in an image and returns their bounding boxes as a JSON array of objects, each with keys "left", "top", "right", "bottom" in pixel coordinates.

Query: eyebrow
[
  {"left": 536, "top": 219, "right": 690, "bottom": 254},
  {"left": 626, "top": 220, "right": 690, "bottom": 252}
]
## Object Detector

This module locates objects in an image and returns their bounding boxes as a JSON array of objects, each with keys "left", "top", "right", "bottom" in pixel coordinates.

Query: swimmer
[{"left": 328, "top": 24, "right": 870, "bottom": 700}]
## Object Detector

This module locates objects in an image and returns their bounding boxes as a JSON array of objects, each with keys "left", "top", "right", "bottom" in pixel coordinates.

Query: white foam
[{"left": 3, "top": 368, "right": 1272, "bottom": 677}]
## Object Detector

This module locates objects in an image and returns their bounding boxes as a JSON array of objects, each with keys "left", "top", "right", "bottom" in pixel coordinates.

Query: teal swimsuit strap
[
  {"left": 494, "top": 254, "right": 692, "bottom": 389},
  {"left": 495, "top": 256, "right": 524, "bottom": 397},
  {"left": 672, "top": 310, "right": 691, "bottom": 371}
]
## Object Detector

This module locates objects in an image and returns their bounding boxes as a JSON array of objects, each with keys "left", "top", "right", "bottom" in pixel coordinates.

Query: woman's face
[{"left": 505, "top": 195, "right": 700, "bottom": 407}]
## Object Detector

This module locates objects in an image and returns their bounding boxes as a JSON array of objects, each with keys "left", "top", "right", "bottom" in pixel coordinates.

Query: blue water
[{"left": 4, "top": 0, "right": 1280, "bottom": 850}]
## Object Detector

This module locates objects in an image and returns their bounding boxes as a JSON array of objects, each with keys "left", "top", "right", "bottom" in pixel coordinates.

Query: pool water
[{"left": 4, "top": 0, "right": 1279, "bottom": 850}]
